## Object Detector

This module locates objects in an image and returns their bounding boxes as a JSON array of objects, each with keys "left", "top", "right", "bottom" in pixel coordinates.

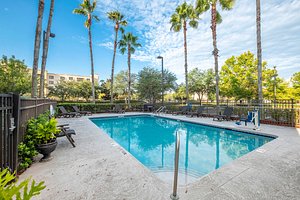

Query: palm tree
[
  {"left": 31, "top": 0, "right": 45, "bottom": 97},
  {"left": 196, "top": 0, "right": 235, "bottom": 110},
  {"left": 170, "top": 2, "right": 199, "bottom": 102},
  {"left": 107, "top": 10, "right": 127, "bottom": 104},
  {"left": 73, "top": 0, "right": 99, "bottom": 103},
  {"left": 118, "top": 32, "right": 141, "bottom": 108},
  {"left": 256, "top": 0, "right": 263, "bottom": 103},
  {"left": 40, "top": 0, "right": 55, "bottom": 98}
]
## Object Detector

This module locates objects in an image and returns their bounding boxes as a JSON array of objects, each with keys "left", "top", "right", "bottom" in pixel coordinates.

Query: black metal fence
[
  {"left": 162, "top": 99, "right": 300, "bottom": 127},
  {"left": 0, "top": 94, "right": 56, "bottom": 172}
]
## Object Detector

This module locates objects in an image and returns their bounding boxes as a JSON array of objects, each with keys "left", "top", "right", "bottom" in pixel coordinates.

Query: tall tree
[
  {"left": 196, "top": 0, "right": 235, "bottom": 108},
  {"left": 118, "top": 32, "right": 141, "bottom": 108},
  {"left": 40, "top": 0, "right": 55, "bottom": 98},
  {"left": 73, "top": 0, "right": 99, "bottom": 103},
  {"left": 188, "top": 68, "right": 215, "bottom": 105},
  {"left": 0, "top": 56, "right": 31, "bottom": 95},
  {"left": 136, "top": 67, "right": 177, "bottom": 104},
  {"left": 107, "top": 10, "right": 127, "bottom": 104},
  {"left": 219, "top": 51, "right": 279, "bottom": 101},
  {"left": 256, "top": 0, "right": 263, "bottom": 103},
  {"left": 170, "top": 2, "right": 199, "bottom": 102},
  {"left": 31, "top": 0, "right": 45, "bottom": 97}
]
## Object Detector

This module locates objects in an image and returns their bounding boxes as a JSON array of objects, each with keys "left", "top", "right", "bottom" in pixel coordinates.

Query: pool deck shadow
[{"left": 19, "top": 113, "right": 300, "bottom": 200}]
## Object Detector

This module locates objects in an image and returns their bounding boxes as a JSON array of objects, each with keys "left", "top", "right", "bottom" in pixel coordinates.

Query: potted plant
[{"left": 34, "top": 117, "right": 60, "bottom": 161}]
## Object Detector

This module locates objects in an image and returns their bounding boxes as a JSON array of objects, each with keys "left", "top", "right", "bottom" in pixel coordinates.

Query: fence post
[
  {"left": 12, "top": 94, "right": 20, "bottom": 171},
  {"left": 35, "top": 98, "right": 37, "bottom": 117},
  {"left": 291, "top": 99, "right": 294, "bottom": 127}
]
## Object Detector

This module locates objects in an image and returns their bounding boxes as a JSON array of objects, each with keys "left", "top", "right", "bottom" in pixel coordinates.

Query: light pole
[{"left": 157, "top": 56, "right": 164, "bottom": 106}]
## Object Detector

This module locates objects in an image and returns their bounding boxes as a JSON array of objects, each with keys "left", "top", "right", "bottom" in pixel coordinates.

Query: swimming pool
[{"left": 91, "top": 115, "right": 274, "bottom": 185}]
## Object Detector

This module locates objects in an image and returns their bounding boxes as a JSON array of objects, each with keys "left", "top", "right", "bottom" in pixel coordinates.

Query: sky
[{"left": 0, "top": 0, "right": 299, "bottom": 83}]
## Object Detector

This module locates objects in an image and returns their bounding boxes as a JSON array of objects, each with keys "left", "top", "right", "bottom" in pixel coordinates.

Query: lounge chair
[
  {"left": 56, "top": 124, "right": 76, "bottom": 147},
  {"left": 72, "top": 105, "right": 92, "bottom": 116},
  {"left": 111, "top": 104, "right": 125, "bottom": 113},
  {"left": 173, "top": 106, "right": 188, "bottom": 115},
  {"left": 187, "top": 106, "right": 205, "bottom": 117},
  {"left": 202, "top": 107, "right": 217, "bottom": 118},
  {"left": 213, "top": 107, "right": 233, "bottom": 121},
  {"left": 58, "top": 106, "right": 81, "bottom": 118}
]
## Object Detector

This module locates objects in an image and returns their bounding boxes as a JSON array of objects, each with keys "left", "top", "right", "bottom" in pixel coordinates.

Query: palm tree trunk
[
  {"left": 127, "top": 44, "right": 131, "bottom": 108},
  {"left": 256, "top": 0, "right": 263, "bottom": 103},
  {"left": 88, "top": 26, "right": 95, "bottom": 103},
  {"left": 211, "top": 3, "right": 220, "bottom": 112},
  {"left": 183, "top": 20, "right": 189, "bottom": 103},
  {"left": 31, "top": 0, "right": 45, "bottom": 98},
  {"left": 110, "top": 27, "right": 119, "bottom": 104},
  {"left": 40, "top": 0, "right": 55, "bottom": 98}
]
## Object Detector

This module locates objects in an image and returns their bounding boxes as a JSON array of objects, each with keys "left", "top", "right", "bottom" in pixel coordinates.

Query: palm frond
[
  {"left": 73, "top": 8, "right": 87, "bottom": 16},
  {"left": 219, "top": 0, "right": 235, "bottom": 10},
  {"left": 189, "top": 20, "right": 198, "bottom": 28},
  {"left": 93, "top": 15, "right": 100, "bottom": 21},
  {"left": 195, "top": 0, "right": 210, "bottom": 14},
  {"left": 216, "top": 10, "right": 223, "bottom": 24}
]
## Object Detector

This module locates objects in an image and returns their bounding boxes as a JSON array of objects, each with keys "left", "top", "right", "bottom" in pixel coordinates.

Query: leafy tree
[
  {"left": 196, "top": 0, "right": 235, "bottom": 108},
  {"left": 40, "top": 0, "right": 55, "bottom": 98},
  {"left": 32, "top": 0, "right": 45, "bottom": 97},
  {"left": 112, "top": 70, "right": 137, "bottom": 101},
  {"left": 47, "top": 81, "right": 71, "bottom": 101},
  {"left": 188, "top": 68, "right": 215, "bottom": 104},
  {"left": 263, "top": 67, "right": 290, "bottom": 100},
  {"left": 73, "top": 0, "right": 99, "bottom": 103},
  {"left": 107, "top": 10, "right": 127, "bottom": 103},
  {"left": 170, "top": 2, "right": 199, "bottom": 101},
  {"left": 97, "top": 80, "right": 111, "bottom": 100},
  {"left": 173, "top": 84, "right": 186, "bottom": 104},
  {"left": 118, "top": 32, "right": 141, "bottom": 108},
  {"left": 220, "top": 51, "right": 271, "bottom": 100},
  {"left": 291, "top": 72, "right": 300, "bottom": 99},
  {"left": 136, "top": 67, "right": 177, "bottom": 104},
  {"left": 0, "top": 56, "right": 31, "bottom": 95}
]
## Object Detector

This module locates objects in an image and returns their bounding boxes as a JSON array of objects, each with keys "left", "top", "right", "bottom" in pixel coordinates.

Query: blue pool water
[{"left": 91, "top": 115, "right": 273, "bottom": 184}]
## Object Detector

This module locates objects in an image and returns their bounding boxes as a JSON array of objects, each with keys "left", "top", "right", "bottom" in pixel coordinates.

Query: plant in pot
[{"left": 33, "top": 116, "right": 60, "bottom": 161}]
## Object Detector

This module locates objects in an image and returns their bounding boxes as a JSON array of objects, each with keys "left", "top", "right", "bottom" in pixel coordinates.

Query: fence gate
[{"left": 0, "top": 94, "right": 19, "bottom": 172}]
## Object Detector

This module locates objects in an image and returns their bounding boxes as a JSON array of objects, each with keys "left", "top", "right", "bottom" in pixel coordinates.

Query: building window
[
  {"left": 86, "top": 78, "right": 90, "bottom": 81},
  {"left": 60, "top": 77, "right": 65, "bottom": 81},
  {"left": 49, "top": 75, "right": 54, "bottom": 79},
  {"left": 49, "top": 81, "right": 54, "bottom": 84},
  {"left": 69, "top": 77, "right": 73, "bottom": 80},
  {"left": 77, "top": 78, "right": 84, "bottom": 81}
]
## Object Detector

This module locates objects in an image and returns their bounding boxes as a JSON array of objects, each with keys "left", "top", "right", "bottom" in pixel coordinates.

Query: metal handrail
[
  {"left": 155, "top": 106, "right": 166, "bottom": 114},
  {"left": 170, "top": 131, "right": 180, "bottom": 200}
]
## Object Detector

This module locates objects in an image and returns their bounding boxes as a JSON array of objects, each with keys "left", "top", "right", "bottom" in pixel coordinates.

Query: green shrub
[
  {"left": 0, "top": 168, "right": 45, "bottom": 199},
  {"left": 18, "top": 112, "right": 60, "bottom": 170}
]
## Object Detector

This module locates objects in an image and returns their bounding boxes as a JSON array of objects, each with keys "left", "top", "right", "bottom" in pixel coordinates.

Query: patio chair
[
  {"left": 187, "top": 106, "right": 205, "bottom": 117},
  {"left": 56, "top": 124, "right": 76, "bottom": 147},
  {"left": 202, "top": 107, "right": 217, "bottom": 118},
  {"left": 173, "top": 106, "right": 188, "bottom": 115},
  {"left": 58, "top": 106, "right": 81, "bottom": 118},
  {"left": 213, "top": 107, "right": 233, "bottom": 121},
  {"left": 72, "top": 105, "right": 92, "bottom": 116},
  {"left": 111, "top": 104, "right": 125, "bottom": 113}
]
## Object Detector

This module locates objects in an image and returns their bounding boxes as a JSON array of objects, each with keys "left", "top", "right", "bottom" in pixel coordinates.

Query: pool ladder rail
[
  {"left": 171, "top": 131, "right": 180, "bottom": 200},
  {"left": 154, "top": 106, "right": 166, "bottom": 115}
]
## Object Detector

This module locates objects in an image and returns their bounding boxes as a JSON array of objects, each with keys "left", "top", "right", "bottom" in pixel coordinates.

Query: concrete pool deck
[{"left": 19, "top": 113, "right": 300, "bottom": 200}]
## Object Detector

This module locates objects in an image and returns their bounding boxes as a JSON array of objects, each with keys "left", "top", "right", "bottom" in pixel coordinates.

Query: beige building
[{"left": 47, "top": 73, "right": 100, "bottom": 88}]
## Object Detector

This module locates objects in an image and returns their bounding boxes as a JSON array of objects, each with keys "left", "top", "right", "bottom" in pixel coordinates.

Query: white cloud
[{"left": 96, "top": 0, "right": 300, "bottom": 82}]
